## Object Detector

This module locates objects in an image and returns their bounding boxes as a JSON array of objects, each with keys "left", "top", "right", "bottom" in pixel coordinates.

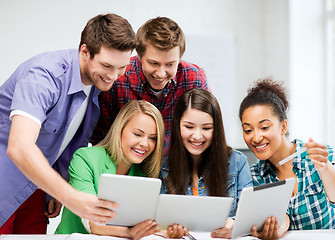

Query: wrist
[{"left": 57, "top": 183, "right": 78, "bottom": 206}]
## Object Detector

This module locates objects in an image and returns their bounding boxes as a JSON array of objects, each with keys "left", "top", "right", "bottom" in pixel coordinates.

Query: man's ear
[{"left": 80, "top": 44, "right": 90, "bottom": 60}]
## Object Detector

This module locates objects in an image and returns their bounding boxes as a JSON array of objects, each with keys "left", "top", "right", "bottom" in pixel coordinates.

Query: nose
[
  {"left": 156, "top": 66, "right": 166, "bottom": 79},
  {"left": 106, "top": 70, "right": 118, "bottom": 82},
  {"left": 192, "top": 128, "right": 203, "bottom": 140},
  {"left": 139, "top": 137, "right": 149, "bottom": 148},
  {"left": 252, "top": 130, "right": 263, "bottom": 143}
]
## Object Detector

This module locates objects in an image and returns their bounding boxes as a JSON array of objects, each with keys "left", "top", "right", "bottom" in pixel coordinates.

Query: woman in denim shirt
[{"left": 160, "top": 88, "right": 252, "bottom": 238}]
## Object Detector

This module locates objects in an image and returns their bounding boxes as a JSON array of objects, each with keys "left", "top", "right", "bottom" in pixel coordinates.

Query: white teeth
[
  {"left": 153, "top": 77, "right": 165, "bottom": 81},
  {"left": 255, "top": 144, "right": 267, "bottom": 149},
  {"left": 103, "top": 79, "right": 112, "bottom": 83},
  {"left": 191, "top": 142, "right": 203, "bottom": 146},
  {"left": 133, "top": 149, "right": 145, "bottom": 154}
]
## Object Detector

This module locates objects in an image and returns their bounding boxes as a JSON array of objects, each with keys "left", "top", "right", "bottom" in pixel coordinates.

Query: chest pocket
[
  {"left": 42, "top": 118, "right": 67, "bottom": 134},
  {"left": 289, "top": 180, "right": 328, "bottom": 229}
]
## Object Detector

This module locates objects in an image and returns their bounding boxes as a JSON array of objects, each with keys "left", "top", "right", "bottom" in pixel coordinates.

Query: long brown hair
[{"left": 165, "top": 88, "right": 231, "bottom": 196}]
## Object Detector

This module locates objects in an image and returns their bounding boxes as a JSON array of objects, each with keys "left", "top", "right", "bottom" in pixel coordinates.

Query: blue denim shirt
[{"left": 160, "top": 150, "right": 253, "bottom": 217}]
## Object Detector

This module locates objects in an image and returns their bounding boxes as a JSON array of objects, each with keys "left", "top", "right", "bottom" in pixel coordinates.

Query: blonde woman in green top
[{"left": 55, "top": 100, "right": 164, "bottom": 240}]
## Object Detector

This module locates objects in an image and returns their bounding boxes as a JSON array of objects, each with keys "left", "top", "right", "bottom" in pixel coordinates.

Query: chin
[{"left": 253, "top": 153, "right": 269, "bottom": 161}]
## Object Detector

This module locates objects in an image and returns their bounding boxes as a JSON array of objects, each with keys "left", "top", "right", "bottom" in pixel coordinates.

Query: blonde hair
[{"left": 96, "top": 100, "right": 164, "bottom": 178}]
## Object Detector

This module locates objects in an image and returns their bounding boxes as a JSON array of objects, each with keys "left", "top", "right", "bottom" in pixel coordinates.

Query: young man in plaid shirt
[{"left": 90, "top": 17, "right": 209, "bottom": 164}]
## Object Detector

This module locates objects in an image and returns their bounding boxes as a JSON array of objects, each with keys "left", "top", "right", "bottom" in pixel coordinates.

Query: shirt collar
[
  {"left": 68, "top": 49, "right": 83, "bottom": 95},
  {"left": 102, "top": 152, "right": 146, "bottom": 177},
  {"left": 258, "top": 160, "right": 277, "bottom": 177}
]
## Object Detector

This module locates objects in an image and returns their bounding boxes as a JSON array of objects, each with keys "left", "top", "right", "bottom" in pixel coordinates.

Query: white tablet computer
[
  {"left": 155, "top": 194, "right": 234, "bottom": 232},
  {"left": 231, "top": 177, "right": 295, "bottom": 239},
  {"left": 98, "top": 173, "right": 162, "bottom": 227}
]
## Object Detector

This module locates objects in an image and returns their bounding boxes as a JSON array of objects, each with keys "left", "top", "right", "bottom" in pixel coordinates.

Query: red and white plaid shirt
[{"left": 90, "top": 56, "right": 209, "bottom": 157}]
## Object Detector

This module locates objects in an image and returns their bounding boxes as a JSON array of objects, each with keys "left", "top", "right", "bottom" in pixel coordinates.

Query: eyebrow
[
  {"left": 134, "top": 128, "right": 144, "bottom": 133},
  {"left": 101, "top": 61, "right": 129, "bottom": 68},
  {"left": 134, "top": 128, "right": 157, "bottom": 136},
  {"left": 182, "top": 121, "right": 213, "bottom": 126},
  {"left": 242, "top": 119, "right": 272, "bottom": 126},
  {"left": 147, "top": 59, "right": 177, "bottom": 64}
]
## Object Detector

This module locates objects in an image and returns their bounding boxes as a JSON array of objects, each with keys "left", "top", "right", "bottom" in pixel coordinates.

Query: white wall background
[
  {"left": 1, "top": 0, "right": 331, "bottom": 149},
  {"left": 0, "top": 0, "right": 332, "bottom": 234}
]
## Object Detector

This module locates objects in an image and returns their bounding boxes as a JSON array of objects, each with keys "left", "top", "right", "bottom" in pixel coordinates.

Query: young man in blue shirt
[{"left": 0, "top": 13, "right": 137, "bottom": 234}]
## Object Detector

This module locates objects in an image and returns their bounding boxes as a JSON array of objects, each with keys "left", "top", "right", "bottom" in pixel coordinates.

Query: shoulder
[
  {"left": 174, "top": 60, "right": 208, "bottom": 89},
  {"left": 123, "top": 56, "right": 141, "bottom": 75},
  {"left": 14, "top": 49, "right": 78, "bottom": 86},
  {"left": 74, "top": 146, "right": 107, "bottom": 156},
  {"left": 113, "top": 56, "right": 141, "bottom": 87},
  {"left": 178, "top": 60, "right": 204, "bottom": 71},
  {"left": 176, "top": 60, "right": 207, "bottom": 79},
  {"left": 72, "top": 146, "right": 109, "bottom": 166},
  {"left": 28, "top": 49, "right": 76, "bottom": 71},
  {"left": 228, "top": 150, "right": 248, "bottom": 169}
]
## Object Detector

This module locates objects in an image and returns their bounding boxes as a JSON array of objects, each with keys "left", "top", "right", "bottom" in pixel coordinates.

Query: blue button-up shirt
[
  {"left": 0, "top": 49, "right": 100, "bottom": 226},
  {"left": 160, "top": 150, "right": 253, "bottom": 217}
]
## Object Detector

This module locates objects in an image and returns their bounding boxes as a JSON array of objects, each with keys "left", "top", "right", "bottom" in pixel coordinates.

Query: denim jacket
[{"left": 160, "top": 150, "right": 253, "bottom": 217}]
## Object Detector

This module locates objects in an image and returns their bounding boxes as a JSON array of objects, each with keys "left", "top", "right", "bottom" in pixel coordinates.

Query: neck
[
  {"left": 116, "top": 160, "right": 132, "bottom": 175},
  {"left": 191, "top": 155, "right": 201, "bottom": 174},
  {"left": 270, "top": 139, "right": 296, "bottom": 170},
  {"left": 191, "top": 156, "right": 201, "bottom": 188},
  {"left": 78, "top": 51, "right": 90, "bottom": 85}
]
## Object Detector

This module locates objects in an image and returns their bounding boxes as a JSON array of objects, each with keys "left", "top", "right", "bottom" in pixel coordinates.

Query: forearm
[
  {"left": 8, "top": 116, "right": 117, "bottom": 224},
  {"left": 318, "top": 162, "right": 335, "bottom": 202},
  {"left": 280, "top": 214, "right": 290, "bottom": 234},
  {"left": 89, "top": 221, "right": 129, "bottom": 237},
  {"left": 7, "top": 139, "right": 76, "bottom": 204}
]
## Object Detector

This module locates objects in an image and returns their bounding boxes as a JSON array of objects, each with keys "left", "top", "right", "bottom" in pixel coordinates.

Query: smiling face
[
  {"left": 121, "top": 112, "right": 157, "bottom": 165},
  {"left": 140, "top": 43, "right": 180, "bottom": 91},
  {"left": 241, "top": 105, "right": 287, "bottom": 161},
  {"left": 80, "top": 44, "right": 131, "bottom": 91},
  {"left": 180, "top": 108, "right": 214, "bottom": 159}
]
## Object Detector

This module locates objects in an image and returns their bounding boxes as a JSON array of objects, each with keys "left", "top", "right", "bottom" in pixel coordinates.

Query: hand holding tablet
[
  {"left": 231, "top": 178, "right": 295, "bottom": 238},
  {"left": 98, "top": 174, "right": 233, "bottom": 232}
]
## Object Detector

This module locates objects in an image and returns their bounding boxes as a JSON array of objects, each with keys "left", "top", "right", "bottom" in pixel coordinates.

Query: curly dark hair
[{"left": 239, "top": 77, "right": 288, "bottom": 122}]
